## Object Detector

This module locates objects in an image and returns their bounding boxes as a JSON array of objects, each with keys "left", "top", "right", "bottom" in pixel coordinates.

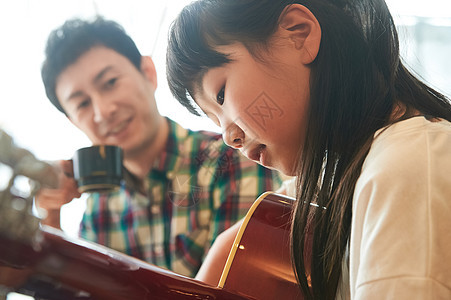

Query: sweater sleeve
[{"left": 350, "top": 119, "right": 451, "bottom": 299}]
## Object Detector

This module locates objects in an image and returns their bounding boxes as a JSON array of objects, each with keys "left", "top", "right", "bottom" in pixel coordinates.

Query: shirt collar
[{"left": 149, "top": 118, "right": 189, "bottom": 180}]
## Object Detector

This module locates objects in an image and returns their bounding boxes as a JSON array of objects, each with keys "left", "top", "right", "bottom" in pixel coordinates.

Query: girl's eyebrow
[
  {"left": 191, "top": 69, "right": 212, "bottom": 102},
  {"left": 192, "top": 52, "right": 233, "bottom": 101},
  {"left": 191, "top": 87, "right": 209, "bottom": 116}
]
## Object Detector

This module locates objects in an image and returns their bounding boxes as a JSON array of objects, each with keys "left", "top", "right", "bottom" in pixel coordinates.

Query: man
[{"left": 36, "top": 17, "right": 282, "bottom": 278}]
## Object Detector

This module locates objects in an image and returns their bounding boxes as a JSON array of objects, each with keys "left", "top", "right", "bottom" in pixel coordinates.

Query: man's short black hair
[{"left": 41, "top": 17, "right": 142, "bottom": 113}]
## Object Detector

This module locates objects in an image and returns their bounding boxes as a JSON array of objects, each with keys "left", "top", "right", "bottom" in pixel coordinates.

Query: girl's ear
[
  {"left": 140, "top": 56, "right": 158, "bottom": 89},
  {"left": 279, "top": 4, "right": 321, "bottom": 64}
]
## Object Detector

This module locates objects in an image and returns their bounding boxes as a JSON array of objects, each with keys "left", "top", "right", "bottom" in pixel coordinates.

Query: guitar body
[
  {"left": 0, "top": 226, "right": 250, "bottom": 300},
  {"left": 0, "top": 193, "right": 302, "bottom": 300},
  {"left": 219, "top": 192, "right": 303, "bottom": 300}
]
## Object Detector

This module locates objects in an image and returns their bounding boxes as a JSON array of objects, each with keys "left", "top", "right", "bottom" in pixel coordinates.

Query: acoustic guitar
[
  {"left": 0, "top": 129, "right": 302, "bottom": 299},
  {"left": 218, "top": 192, "right": 302, "bottom": 299}
]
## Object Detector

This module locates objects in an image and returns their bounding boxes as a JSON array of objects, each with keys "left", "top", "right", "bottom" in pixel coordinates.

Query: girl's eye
[{"left": 216, "top": 86, "right": 225, "bottom": 105}]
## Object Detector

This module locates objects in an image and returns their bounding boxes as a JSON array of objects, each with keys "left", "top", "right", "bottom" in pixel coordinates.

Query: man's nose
[
  {"left": 222, "top": 123, "right": 244, "bottom": 149},
  {"left": 92, "top": 95, "right": 116, "bottom": 123}
]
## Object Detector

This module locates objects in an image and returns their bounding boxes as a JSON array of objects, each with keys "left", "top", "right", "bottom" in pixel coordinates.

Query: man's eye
[
  {"left": 105, "top": 78, "right": 117, "bottom": 88},
  {"left": 216, "top": 86, "right": 225, "bottom": 105},
  {"left": 77, "top": 99, "right": 90, "bottom": 110}
]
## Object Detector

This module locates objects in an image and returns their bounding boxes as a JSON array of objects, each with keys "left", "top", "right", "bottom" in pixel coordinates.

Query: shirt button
[{"left": 151, "top": 205, "right": 160, "bottom": 214}]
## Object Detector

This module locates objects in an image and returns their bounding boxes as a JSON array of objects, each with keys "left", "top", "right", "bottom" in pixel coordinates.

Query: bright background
[{"left": 1, "top": 1, "right": 450, "bottom": 299}]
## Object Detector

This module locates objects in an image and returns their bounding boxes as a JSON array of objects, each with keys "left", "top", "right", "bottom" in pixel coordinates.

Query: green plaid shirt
[{"left": 80, "top": 118, "right": 282, "bottom": 277}]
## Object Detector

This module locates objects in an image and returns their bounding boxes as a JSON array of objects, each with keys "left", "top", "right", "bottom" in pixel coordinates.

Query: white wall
[{"left": 0, "top": 0, "right": 219, "bottom": 163}]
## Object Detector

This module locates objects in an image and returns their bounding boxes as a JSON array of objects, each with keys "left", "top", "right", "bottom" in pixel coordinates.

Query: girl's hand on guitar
[{"left": 34, "top": 159, "right": 81, "bottom": 228}]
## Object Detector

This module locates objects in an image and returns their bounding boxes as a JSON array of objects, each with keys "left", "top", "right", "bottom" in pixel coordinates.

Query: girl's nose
[{"left": 223, "top": 123, "right": 244, "bottom": 149}]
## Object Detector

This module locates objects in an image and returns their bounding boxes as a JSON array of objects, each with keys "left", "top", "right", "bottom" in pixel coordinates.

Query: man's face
[{"left": 55, "top": 46, "right": 163, "bottom": 155}]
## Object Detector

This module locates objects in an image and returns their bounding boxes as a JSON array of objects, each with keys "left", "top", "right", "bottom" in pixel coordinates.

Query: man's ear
[
  {"left": 140, "top": 56, "right": 158, "bottom": 89},
  {"left": 279, "top": 4, "right": 321, "bottom": 64}
]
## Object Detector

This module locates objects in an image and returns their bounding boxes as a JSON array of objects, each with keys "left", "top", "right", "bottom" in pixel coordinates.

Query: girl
[{"left": 166, "top": 0, "right": 451, "bottom": 299}]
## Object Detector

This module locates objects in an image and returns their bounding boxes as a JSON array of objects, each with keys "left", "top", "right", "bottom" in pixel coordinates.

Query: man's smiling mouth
[{"left": 103, "top": 118, "right": 132, "bottom": 137}]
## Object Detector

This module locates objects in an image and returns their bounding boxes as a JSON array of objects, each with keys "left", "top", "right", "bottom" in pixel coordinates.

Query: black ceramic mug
[{"left": 72, "top": 145, "right": 123, "bottom": 193}]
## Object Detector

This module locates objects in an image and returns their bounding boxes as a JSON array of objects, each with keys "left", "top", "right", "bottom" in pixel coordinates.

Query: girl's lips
[{"left": 245, "top": 144, "right": 266, "bottom": 162}]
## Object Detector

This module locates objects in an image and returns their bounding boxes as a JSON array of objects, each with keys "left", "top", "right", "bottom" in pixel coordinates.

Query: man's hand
[{"left": 34, "top": 160, "right": 81, "bottom": 228}]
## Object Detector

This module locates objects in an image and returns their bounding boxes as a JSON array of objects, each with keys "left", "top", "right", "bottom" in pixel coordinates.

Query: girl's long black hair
[{"left": 166, "top": 0, "right": 451, "bottom": 298}]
